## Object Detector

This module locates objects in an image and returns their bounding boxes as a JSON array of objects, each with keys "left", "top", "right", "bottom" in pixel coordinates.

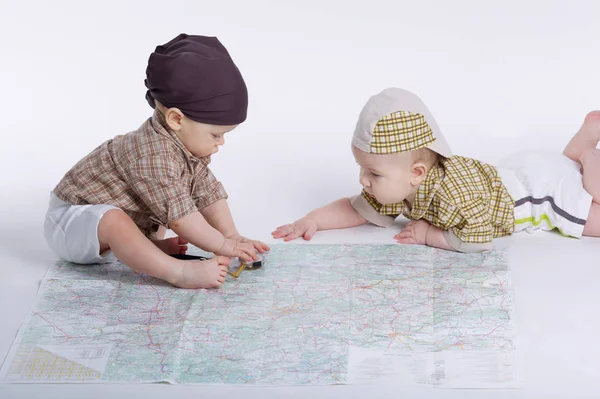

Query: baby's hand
[
  {"left": 394, "top": 220, "right": 431, "bottom": 246},
  {"left": 227, "top": 234, "right": 270, "bottom": 254},
  {"left": 271, "top": 218, "right": 318, "bottom": 241},
  {"left": 218, "top": 238, "right": 258, "bottom": 262}
]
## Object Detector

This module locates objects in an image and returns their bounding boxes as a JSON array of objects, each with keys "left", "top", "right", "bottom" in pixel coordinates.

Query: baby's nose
[{"left": 359, "top": 175, "right": 370, "bottom": 187}]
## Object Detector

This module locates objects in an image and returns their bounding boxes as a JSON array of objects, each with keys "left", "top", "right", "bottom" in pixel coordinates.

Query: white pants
[
  {"left": 44, "top": 192, "right": 118, "bottom": 264},
  {"left": 498, "top": 151, "right": 593, "bottom": 238}
]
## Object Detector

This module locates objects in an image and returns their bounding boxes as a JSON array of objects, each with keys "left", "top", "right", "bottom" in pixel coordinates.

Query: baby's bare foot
[
  {"left": 153, "top": 236, "right": 188, "bottom": 255},
  {"left": 173, "top": 256, "right": 230, "bottom": 289}
]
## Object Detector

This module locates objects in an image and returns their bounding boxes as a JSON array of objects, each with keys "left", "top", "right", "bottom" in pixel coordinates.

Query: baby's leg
[
  {"left": 563, "top": 111, "right": 600, "bottom": 163},
  {"left": 566, "top": 112, "right": 600, "bottom": 237},
  {"left": 580, "top": 143, "right": 600, "bottom": 237},
  {"left": 583, "top": 202, "right": 600, "bottom": 237},
  {"left": 581, "top": 148, "right": 600, "bottom": 201},
  {"left": 97, "top": 210, "right": 229, "bottom": 289}
]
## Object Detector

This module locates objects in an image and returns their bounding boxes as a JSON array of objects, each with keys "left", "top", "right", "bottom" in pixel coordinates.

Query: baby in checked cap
[
  {"left": 45, "top": 34, "right": 268, "bottom": 289},
  {"left": 273, "top": 88, "right": 600, "bottom": 252}
]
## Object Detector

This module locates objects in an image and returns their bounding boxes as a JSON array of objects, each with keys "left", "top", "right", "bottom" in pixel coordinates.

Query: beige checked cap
[{"left": 352, "top": 88, "right": 452, "bottom": 158}]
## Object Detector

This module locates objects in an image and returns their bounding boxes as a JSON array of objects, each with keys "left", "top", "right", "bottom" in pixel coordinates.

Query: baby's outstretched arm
[
  {"left": 272, "top": 198, "right": 367, "bottom": 241},
  {"left": 200, "top": 199, "right": 270, "bottom": 254},
  {"left": 169, "top": 211, "right": 257, "bottom": 261}
]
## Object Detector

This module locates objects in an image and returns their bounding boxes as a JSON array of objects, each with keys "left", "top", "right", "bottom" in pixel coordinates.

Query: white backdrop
[{"left": 1, "top": 1, "right": 600, "bottom": 398}]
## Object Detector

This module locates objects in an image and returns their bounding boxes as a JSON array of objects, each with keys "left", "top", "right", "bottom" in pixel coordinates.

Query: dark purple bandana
[{"left": 145, "top": 34, "right": 248, "bottom": 125}]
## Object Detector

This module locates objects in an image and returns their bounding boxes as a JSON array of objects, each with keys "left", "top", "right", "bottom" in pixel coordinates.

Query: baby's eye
[{"left": 371, "top": 172, "right": 381, "bottom": 178}]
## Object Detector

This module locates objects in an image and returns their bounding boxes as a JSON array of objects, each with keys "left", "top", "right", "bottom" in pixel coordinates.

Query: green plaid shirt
[{"left": 362, "top": 156, "right": 515, "bottom": 244}]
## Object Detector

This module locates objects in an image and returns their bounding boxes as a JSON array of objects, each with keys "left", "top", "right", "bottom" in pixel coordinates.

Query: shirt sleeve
[
  {"left": 125, "top": 155, "right": 197, "bottom": 226},
  {"left": 446, "top": 196, "right": 495, "bottom": 244},
  {"left": 444, "top": 230, "right": 494, "bottom": 253},
  {"left": 193, "top": 166, "right": 228, "bottom": 210},
  {"left": 349, "top": 190, "right": 398, "bottom": 227}
]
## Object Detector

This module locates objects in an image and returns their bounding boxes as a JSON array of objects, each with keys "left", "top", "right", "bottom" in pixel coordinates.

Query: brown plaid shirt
[
  {"left": 362, "top": 156, "right": 515, "bottom": 244},
  {"left": 54, "top": 110, "right": 228, "bottom": 236}
]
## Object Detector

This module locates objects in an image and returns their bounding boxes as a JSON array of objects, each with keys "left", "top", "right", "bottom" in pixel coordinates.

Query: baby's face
[
  {"left": 352, "top": 146, "right": 416, "bottom": 205},
  {"left": 178, "top": 118, "right": 238, "bottom": 158}
]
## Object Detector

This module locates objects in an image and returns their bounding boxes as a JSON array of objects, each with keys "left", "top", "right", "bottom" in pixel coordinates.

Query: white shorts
[
  {"left": 44, "top": 192, "right": 119, "bottom": 264},
  {"left": 497, "top": 151, "right": 593, "bottom": 238}
]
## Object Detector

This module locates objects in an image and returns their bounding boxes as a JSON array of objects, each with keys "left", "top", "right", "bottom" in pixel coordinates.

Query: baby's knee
[{"left": 98, "top": 209, "right": 131, "bottom": 233}]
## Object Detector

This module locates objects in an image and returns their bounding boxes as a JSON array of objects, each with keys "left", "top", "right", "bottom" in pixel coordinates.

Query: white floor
[
  {"left": 1, "top": 203, "right": 600, "bottom": 398},
  {"left": 4, "top": 1, "right": 600, "bottom": 395}
]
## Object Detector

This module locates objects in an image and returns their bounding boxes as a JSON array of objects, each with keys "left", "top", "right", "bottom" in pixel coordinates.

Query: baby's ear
[
  {"left": 410, "top": 162, "right": 428, "bottom": 186},
  {"left": 164, "top": 107, "right": 185, "bottom": 131}
]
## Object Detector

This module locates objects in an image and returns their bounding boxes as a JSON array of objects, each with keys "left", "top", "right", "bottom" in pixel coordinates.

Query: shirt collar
[{"left": 407, "top": 162, "right": 443, "bottom": 219}]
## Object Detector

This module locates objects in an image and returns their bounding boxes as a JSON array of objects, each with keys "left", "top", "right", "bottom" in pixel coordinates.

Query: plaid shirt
[
  {"left": 362, "top": 156, "right": 515, "bottom": 244},
  {"left": 54, "top": 110, "right": 228, "bottom": 236}
]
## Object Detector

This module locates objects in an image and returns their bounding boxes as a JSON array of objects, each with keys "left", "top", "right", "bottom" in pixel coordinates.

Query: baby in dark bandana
[{"left": 46, "top": 34, "right": 268, "bottom": 289}]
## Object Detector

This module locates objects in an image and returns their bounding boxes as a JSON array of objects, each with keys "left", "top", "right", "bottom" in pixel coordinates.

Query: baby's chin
[{"left": 193, "top": 148, "right": 218, "bottom": 157}]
